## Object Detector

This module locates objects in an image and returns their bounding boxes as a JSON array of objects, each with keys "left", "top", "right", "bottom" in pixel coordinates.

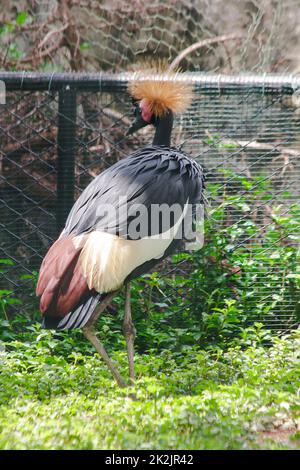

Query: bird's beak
[{"left": 126, "top": 115, "right": 148, "bottom": 136}]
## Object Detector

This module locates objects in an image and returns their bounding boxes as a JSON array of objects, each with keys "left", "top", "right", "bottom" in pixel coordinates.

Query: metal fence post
[{"left": 57, "top": 85, "right": 76, "bottom": 233}]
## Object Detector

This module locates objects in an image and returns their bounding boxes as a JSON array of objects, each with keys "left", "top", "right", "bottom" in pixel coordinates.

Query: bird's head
[
  {"left": 126, "top": 98, "right": 158, "bottom": 135},
  {"left": 127, "top": 60, "right": 193, "bottom": 136}
]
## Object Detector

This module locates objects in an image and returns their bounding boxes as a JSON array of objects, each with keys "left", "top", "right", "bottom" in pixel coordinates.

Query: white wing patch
[{"left": 75, "top": 202, "right": 188, "bottom": 293}]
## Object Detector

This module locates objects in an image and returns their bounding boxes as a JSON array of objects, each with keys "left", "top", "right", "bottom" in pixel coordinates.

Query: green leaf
[
  {"left": 16, "top": 11, "right": 28, "bottom": 25},
  {"left": 0, "top": 259, "right": 14, "bottom": 266},
  {"left": 80, "top": 42, "right": 91, "bottom": 50}
]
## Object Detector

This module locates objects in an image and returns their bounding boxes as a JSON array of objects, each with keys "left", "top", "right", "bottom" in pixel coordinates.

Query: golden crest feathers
[{"left": 128, "top": 59, "right": 193, "bottom": 117}]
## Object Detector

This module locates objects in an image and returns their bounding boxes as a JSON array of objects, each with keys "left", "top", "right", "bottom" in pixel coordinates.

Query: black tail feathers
[{"left": 42, "top": 292, "right": 103, "bottom": 330}]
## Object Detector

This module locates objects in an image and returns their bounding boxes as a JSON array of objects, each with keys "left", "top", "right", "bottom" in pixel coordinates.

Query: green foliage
[
  {"left": 0, "top": 169, "right": 299, "bottom": 449},
  {"left": 0, "top": 329, "right": 299, "bottom": 449},
  {"left": 15, "top": 12, "right": 28, "bottom": 26},
  {"left": 98, "top": 171, "right": 299, "bottom": 352},
  {"left": 0, "top": 11, "right": 31, "bottom": 65},
  {"left": 1, "top": 170, "right": 300, "bottom": 353},
  {"left": 80, "top": 42, "right": 91, "bottom": 51}
]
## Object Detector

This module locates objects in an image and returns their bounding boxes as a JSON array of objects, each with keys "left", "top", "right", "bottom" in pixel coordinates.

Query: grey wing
[{"left": 64, "top": 147, "right": 204, "bottom": 240}]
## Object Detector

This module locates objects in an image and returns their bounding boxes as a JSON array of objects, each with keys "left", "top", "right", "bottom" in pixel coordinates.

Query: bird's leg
[
  {"left": 123, "top": 282, "right": 136, "bottom": 384},
  {"left": 83, "top": 327, "right": 126, "bottom": 388},
  {"left": 84, "top": 291, "right": 116, "bottom": 329},
  {"left": 82, "top": 292, "right": 126, "bottom": 388}
]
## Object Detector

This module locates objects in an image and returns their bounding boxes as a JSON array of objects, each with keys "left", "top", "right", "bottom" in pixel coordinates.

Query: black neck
[{"left": 152, "top": 110, "right": 173, "bottom": 146}]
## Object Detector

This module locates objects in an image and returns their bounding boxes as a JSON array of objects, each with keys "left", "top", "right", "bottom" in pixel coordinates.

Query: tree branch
[{"left": 169, "top": 34, "right": 244, "bottom": 70}]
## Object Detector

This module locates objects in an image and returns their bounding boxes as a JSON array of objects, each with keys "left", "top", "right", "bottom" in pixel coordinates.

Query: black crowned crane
[{"left": 36, "top": 65, "right": 205, "bottom": 387}]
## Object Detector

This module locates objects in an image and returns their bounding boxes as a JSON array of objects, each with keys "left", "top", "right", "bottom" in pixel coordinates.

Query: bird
[{"left": 36, "top": 62, "right": 205, "bottom": 387}]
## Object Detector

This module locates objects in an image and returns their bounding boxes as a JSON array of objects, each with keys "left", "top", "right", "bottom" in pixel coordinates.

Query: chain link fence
[{"left": 1, "top": 72, "right": 300, "bottom": 332}]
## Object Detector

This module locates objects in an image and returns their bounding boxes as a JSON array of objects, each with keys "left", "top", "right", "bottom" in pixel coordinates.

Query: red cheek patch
[{"left": 140, "top": 100, "right": 152, "bottom": 122}]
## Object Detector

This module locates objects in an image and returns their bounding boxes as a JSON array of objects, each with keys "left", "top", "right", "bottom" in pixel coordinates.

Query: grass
[{"left": 0, "top": 326, "right": 299, "bottom": 450}]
